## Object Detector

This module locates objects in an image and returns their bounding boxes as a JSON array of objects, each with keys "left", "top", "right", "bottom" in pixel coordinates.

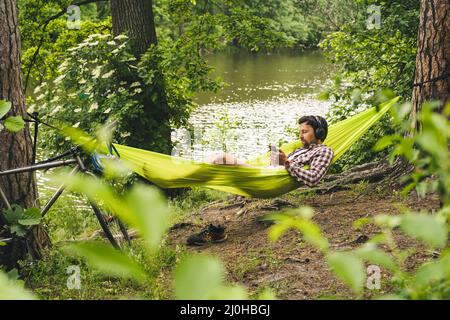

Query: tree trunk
[
  {"left": 410, "top": 0, "right": 450, "bottom": 130},
  {"left": 110, "top": 0, "right": 172, "bottom": 154},
  {"left": 110, "top": 0, "right": 158, "bottom": 56},
  {"left": 0, "top": 0, "right": 50, "bottom": 269}
]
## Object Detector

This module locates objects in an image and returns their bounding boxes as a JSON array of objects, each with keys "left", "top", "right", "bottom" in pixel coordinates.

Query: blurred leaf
[
  {"left": 353, "top": 217, "right": 372, "bottom": 230},
  {"left": 52, "top": 171, "right": 172, "bottom": 250},
  {"left": 373, "top": 135, "right": 394, "bottom": 151},
  {"left": 258, "top": 288, "right": 277, "bottom": 300},
  {"left": 173, "top": 254, "right": 226, "bottom": 300},
  {"left": 327, "top": 251, "right": 365, "bottom": 293},
  {"left": 4, "top": 116, "right": 25, "bottom": 132},
  {"left": 124, "top": 185, "right": 172, "bottom": 251},
  {"left": 355, "top": 244, "right": 396, "bottom": 270},
  {"left": 374, "top": 215, "right": 401, "bottom": 229},
  {"left": 209, "top": 285, "right": 248, "bottom": 300},
  {"left": 400, "top": 213, "right": 447, "bottom": 248},
  {"left": 50, "top": 171, "right": 129, "bottom": 222},
  {"left": 317, "top": 90, "right": 330, "bottom": 101},
  {"left": 60, "top": 126, "right": 100, "bottom": 153},
  {"left": 65, "top": 242, "right": 147, "bottom": 282},
  {"left": 390, "top": 102, "right": 411, "bottom": 123},
  {"left": 265, "top": 209, "right": 328, "bottom": 251},
  {"left": 294, "top": 219, "right": 329, "bottom": 252},
  {"left": 268, "top": 222, "right": 291, "bottom": 242},
  {"left": 0, "top": 271, "right": 35, "bottom": 300},
  {"left": 415, "top": 182, "right": 428, "bottom": 199},
  {"left": 375, "top": 89, "right": 396, "bottom": 104},
  {"left": 414, "top": 261, "right": 444, "bottom": 287}
]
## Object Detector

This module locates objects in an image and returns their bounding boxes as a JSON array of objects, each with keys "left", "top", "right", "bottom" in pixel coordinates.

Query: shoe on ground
[{"left": 186, "top": 224, "right": 227, "bottom": 246}]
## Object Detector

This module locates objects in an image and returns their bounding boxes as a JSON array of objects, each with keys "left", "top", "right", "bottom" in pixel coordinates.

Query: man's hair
[{"left": 298, "top": 115, "right": 329, "bottom": 142}]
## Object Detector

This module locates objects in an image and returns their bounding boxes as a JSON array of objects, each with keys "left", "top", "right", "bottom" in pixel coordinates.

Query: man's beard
[{"left": 302, "top": 139, "right": 318, "bottom": 148}]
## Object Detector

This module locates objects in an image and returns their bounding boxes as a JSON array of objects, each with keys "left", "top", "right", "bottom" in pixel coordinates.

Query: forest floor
[
  {"left": 166, "top": 183, "right": 441, "bottom": 299},
  {"left": 25, "top": 181, "right": 441, "bottom": 299}
]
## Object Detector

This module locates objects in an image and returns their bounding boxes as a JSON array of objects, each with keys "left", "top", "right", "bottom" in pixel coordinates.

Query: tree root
[{"left": 301, "top": 157, "right": 415, "bottom": 195}]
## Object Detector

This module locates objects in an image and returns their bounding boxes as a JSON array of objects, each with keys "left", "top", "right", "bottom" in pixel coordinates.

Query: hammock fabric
[{"left": 111, "top": 97, "right": 399, "bottom": 198}]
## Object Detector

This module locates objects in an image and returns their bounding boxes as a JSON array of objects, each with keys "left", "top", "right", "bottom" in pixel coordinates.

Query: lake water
[{"left": 173, "top": 50, "right": 333, "bottom": 162}]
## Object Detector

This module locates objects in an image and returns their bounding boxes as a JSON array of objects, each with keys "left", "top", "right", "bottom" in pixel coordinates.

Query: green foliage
[
  {"left": 0, "top": 271, "right": 35, "bottom": 300},
  {"left": 2, "top": 205, "right": 42, "bottom": 237},
  {"left": 265, "top": 101, "right": 450, "bottom": 299},
  {"left": 0, "top": 100, "right": 25, "bottom": 133},
  {"left": 3, "top": 116, "right": 25, "bottom": 133},
  {"left": 320, "top": 0, "right": 419, "bottom": 171},
  {"left": 327, "top": 251, "right": 365, "bottom": 293},
  {"left": 400, "top": 213, "right": 447, "bottom": 249},
  {"left": 32, "top": 30, "right": 225, "bottom": 155},
  {"left": 28, "top": 150, "right": 264, "bottom": 299},
  {"left": 375, "top": 101, "right": 450, "bottom": 205},
  {"left": 173, "top": 254, "right": 248, "bottom": 299},
  {"left": 65, "top": 242, "right": 147, "bottom": 282},
  {"left": 32, "top": 34, "right": 163, "bottom": 154},
  {"left": 0, "top": 100, "right": 11, "bottom": 118},
  {"left": 19, "top": 0, "right": 111, "bottom": 84}
]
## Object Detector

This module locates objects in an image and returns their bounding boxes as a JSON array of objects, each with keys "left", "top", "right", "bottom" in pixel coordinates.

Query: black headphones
[{"left": 311, "top": 115, "right": 327, "bottom": 141}]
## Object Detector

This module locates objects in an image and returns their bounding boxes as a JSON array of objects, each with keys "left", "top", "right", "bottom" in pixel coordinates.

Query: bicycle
[{"left": 0, "top": 114, "right": 131, "bottom": 249}]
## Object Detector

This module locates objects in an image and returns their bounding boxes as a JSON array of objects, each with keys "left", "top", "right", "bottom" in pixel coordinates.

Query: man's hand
[{"left": 278, "top": 150, "right": 288, "bottom": 165}]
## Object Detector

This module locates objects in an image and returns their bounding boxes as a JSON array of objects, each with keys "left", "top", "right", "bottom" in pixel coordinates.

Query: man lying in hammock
[{"left": 187, "top": 115, "right": 334, "bottom": 246}]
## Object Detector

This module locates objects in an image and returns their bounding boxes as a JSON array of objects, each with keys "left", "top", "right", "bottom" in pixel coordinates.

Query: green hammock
[{"left": 110, "top": 97, "right": 399, "bottom": 198}]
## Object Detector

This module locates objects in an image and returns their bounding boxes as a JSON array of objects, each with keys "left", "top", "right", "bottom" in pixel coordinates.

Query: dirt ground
[{"left": 166, "top": 185, "right": 442, "bottom": 299}]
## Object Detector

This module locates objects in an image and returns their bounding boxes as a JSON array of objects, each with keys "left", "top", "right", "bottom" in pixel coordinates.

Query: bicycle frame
[{"left": 0, "top": 148, "right": 130, "bottom": 249}]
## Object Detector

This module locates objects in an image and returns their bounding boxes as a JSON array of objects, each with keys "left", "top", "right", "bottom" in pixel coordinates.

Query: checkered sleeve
[{"left": 286, "top": 146, "right": 334, "bottom": 187}]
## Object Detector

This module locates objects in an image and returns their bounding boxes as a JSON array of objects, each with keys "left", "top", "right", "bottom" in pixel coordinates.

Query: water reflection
[{"left": 175, "top": 50, "right": 333, "bottom": 162}]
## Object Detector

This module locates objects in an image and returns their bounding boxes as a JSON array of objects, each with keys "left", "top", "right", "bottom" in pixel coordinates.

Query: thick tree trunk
[
  {"left": 110, "top": 0, "right": 158, "bottom": 56},
  {"left": 0, "top": 0, "right": 50, "bottom": 269},
  {"left": 410, "top": 0, "right": 450, "bottom": 130},
  {"left": 110, "top": 0, "right": 172, "bottom": 154}
]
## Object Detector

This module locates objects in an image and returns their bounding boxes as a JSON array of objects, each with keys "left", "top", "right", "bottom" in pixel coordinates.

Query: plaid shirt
[{"left": 285, "top": 143, "right": 334, "bottom": 187}]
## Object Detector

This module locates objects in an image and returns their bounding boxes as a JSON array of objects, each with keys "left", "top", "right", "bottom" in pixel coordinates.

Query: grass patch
[{"left": 20, "top": 240, "right": 183, "bottom": 300}]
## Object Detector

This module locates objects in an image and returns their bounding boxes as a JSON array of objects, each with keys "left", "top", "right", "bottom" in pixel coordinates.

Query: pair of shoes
[{"left": 187, "top": 224, "right": 227, "bottom": 246}]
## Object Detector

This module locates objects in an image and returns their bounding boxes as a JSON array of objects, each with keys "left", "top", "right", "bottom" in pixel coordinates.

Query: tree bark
[
  {"left": 110, "top": 0, "right": 158, "bottom": 56},
  {"left": 410, "top": 0, "right": 450, "bottom": 130},
  {"left": 110, "top": 0, "right": 172, "bottom": 154},
  {"left": 0, "top": 0, "right": 50, "bottom": 269}
]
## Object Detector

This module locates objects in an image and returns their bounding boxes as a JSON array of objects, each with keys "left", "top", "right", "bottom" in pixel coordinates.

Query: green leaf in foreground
[
  {"left": 4, "top": 116, "right": 25, "bottom": 132},
  {"left": 0, "top": 99, "right": 11, "bottom": 118},
  {"left": 124, "top": 185, "right": 172, "bottom": 251},
  {"left": 174, "top": 255, "right": 224, "bottom": 300},
  {"left": 355, "top": 244, "right": 396, "bottom": 271},
  {"left": 400, "top": 213, "right": 447, "bottom": 248},
  {"left": 50, "top": 172, "right": 171, "bottom": 251},
  {"left": 0, "top": 271, "right": 35, "bottom": 300},
  {"left": 65, "top": 242, "right": 147, "bottom": 282},
  {"left": 18, "top": 207, "right": 42, "bottom": 226},
  {"left": 327, "top": 251, "right": 365, "bottom": 294}
]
